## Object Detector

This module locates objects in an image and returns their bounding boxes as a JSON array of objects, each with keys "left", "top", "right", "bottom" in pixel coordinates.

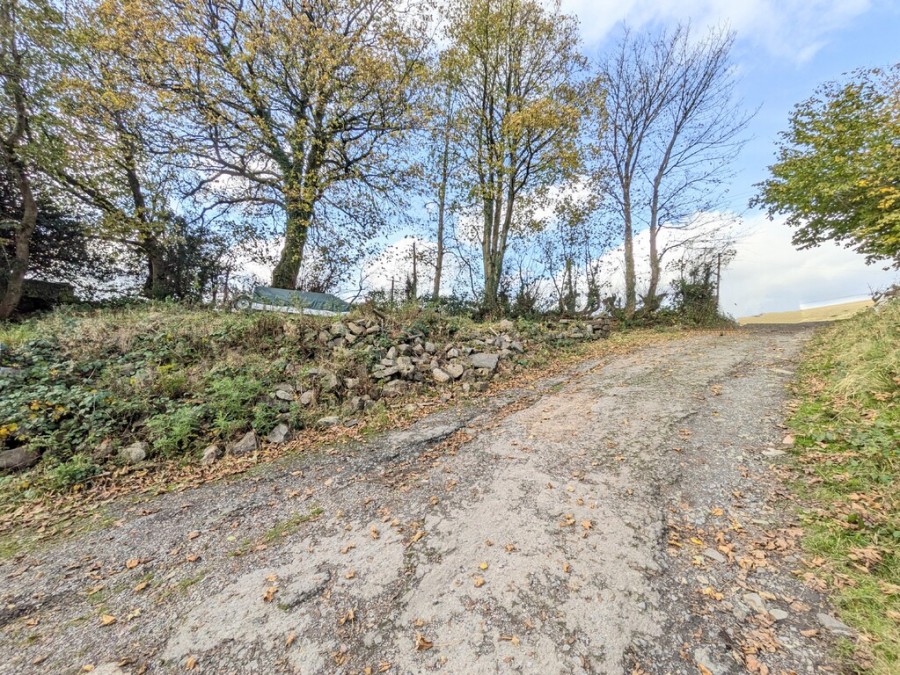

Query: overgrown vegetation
[
  {"left": 0, "top": 302, "right": 620, "bottom": 499},
  {"left": 787, "top": 300, "right": 899, "bottom": 672}
]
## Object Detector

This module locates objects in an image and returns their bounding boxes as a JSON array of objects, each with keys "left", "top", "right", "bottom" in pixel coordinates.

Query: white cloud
[
  {"left": 561, "top": 0, "right": 872, "bottom": 62},
  {"left": 719, "top": 213, "right": 896, "bottom": 317},
  {"left": 586, "top": 211, "right": 897, "bottom": 318}
]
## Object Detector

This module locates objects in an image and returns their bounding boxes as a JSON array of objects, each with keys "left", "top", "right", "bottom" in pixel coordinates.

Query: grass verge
[{"left": 786, "top": 300, "right": 899, "bottom": 672}]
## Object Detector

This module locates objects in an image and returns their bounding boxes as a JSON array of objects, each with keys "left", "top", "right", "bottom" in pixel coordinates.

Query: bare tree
[{"left": 597, "top": 24, "right": 751, "bottom": 315}]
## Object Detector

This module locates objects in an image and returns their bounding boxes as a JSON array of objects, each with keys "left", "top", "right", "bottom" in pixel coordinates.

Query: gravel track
[{"left": 0, "top": 325, "right": 851, "bottom": 674}]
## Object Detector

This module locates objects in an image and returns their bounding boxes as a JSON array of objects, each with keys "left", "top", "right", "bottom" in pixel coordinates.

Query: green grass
[
  {"left": 261, "top": 506, "right": 323, "bottom": 544},
  {"left": 788, "top": 300, "right": 899, "bottom": 673}
]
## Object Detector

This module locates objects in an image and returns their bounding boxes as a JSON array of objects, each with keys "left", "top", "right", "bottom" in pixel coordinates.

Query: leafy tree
[
  {"left": 0, "top": 0, "right": 65, "bottom": 317},
  {"left": 105, "top": 0, "right": 429, "bottom": 290},
  {"left": 753, "top": 66, "right": 900, "bottom": 266},
  {"left": 443, "top": 0, "right": 591, "bottom": 313},
  {"left": 597, "top": 25, "right": 750, "bottom": 316}
]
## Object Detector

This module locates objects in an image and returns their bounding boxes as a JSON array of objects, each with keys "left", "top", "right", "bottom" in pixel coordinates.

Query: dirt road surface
[{"left": 1, "top": 326, "right": 854, "bottom": 674}]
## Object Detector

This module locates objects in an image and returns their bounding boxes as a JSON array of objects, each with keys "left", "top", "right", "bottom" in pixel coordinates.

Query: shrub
[
  {"left": 146, "top": 405, "right": 205, "bottom": 457},
  {"left": 49, "top": 454, "right": 101, "bottom": 491}
]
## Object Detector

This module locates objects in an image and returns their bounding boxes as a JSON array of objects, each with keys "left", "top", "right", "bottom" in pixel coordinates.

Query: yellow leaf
[
  {"left": 700, "top": 587, "right": 724, "bottom": 601},
  {"left": 263, "top": 586, "right": 278, "bottom": 603},
  {"left": 479, "top": 562, "right": 489, "bottom": 571},
  {"left": 125, "top": 559, "right": 140, "bottom": 569},
  {"left": 100, "top": 614, "right": 117, "bottom": 626},
  {"left": 474, "top": 576, "right": 486, "bottom": 588},
  {"left": 185, "top": 655, "right": 198, "bottom": 670}
]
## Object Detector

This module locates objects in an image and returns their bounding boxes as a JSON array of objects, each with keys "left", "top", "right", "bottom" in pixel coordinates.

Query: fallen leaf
[
  {"left": 782, "top": 435, "right": 795, "bottom": 447},
  {"left": 82, "top": 666, "right": 94, "bottom": 673},
  {"left": 263, "top": 586, "right": 278, "bottom": 603},
  {"left": 800, "top": 629, "right": 818, "bottom": 638},
  {"left": 186, "top": 553, "right": 200, "bottom": 563},
  {"left": 126, "top": 608, "right": 141, "bottom": 621},
  {"left": 125, "top": 559, "right": 140, "bottom": 569},
  {"left": 379, "top": 662, "right": 391, "bottom": 672},
  {"left": 286, "top": 632, "right": 296, "bottom": 647},
  {"left": 415, "top": 632, "right": 433, "bottom": 651},
  {"left": 341, "top": 543, "right": 356, "bottom": 554},
  {"left": 370, "top": 526, "right": 380, "bottom": 540},
  {"left": 339, "top": 608, "right": 356, "bottom": 625},
  {"left": 187, "top": 530, "right": 200, "bottom": 540},
  {"left": 563, "top": 562, "right": 571, "bottom": 574},
  {"left": 134, "top": 581, "right": 149, "bottom": 593},
  {"left": 24, "top": 617, "right": 38, "bottom": 627},
  {"left": 345, "top": 570, "right": 356, "bottom": 579},
  {"left": 700, "top": 586, "right": 724, "bottom": 601},
  {"left": 185, "top": 655, "right": 198, "bottom": 670},
  {"left": 559, "top": 514, "right": 575, "bottom": 527},
  {"left": 409, "top": 530, "right": 426, "bottom": 544},
  {"left": 100, "top": 614, "right": 117, "bottom": 626},
  {"left": 581, "top": 520, "right": 592, "bottom": 530},
  {"left": 474, "top": 576, "right": 486, "bottom": 588},
  {"left": 479, "top": 562, "right": 489, "bottom": 571},
  {"left": 499, "top": 634, "right": 521, "bottom": 646},
  {"left": 698, "top": 665, "right": 712, "bottom": 675}
]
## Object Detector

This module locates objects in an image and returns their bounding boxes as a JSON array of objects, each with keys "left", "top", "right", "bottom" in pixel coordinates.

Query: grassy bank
[{"left": 786, "top": 300, "right": 899, "bottom": 672}]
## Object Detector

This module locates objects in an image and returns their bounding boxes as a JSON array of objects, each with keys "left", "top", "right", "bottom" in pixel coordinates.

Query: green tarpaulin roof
[{"left": 252, "top": 287, "right": 351, "bottom": 312}]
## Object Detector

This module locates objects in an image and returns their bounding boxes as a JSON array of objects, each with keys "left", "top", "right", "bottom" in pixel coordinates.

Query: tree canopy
[{"left": 753, "top": 65, "right": 900, "bottom": 267}]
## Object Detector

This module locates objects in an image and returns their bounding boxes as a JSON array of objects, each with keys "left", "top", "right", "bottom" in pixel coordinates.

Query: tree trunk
[
  {"left": 623, "top": 214, "right": 636, "bottom": 316},
  {"left": 433, "top": 205, "right": 444, "bottom": 301},
  {"left": 646, "top": 223, "right": 660, "bottom": 309},
  {"left": 0, "top": 0, "right": 36, "bottom": 319},
  {"left": 0, "top": 170, "right": 36, "bottom": 319},
  {"left": 272, "top": 199, "right": 312, "bottom": 289},
  {"left": 142, "top": 238, "right": 171, "bottom": 300},
  {"left": 433, "top": 92, "right": 453, "bottom": 301}
]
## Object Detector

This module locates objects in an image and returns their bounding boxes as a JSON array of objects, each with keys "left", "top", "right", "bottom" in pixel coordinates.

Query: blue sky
[
  {"left": 560, "top": 0, "right": 899, "bottom": 314},
  {"left": 295, "top": 1, "right": 898, "bottom": 315}
]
